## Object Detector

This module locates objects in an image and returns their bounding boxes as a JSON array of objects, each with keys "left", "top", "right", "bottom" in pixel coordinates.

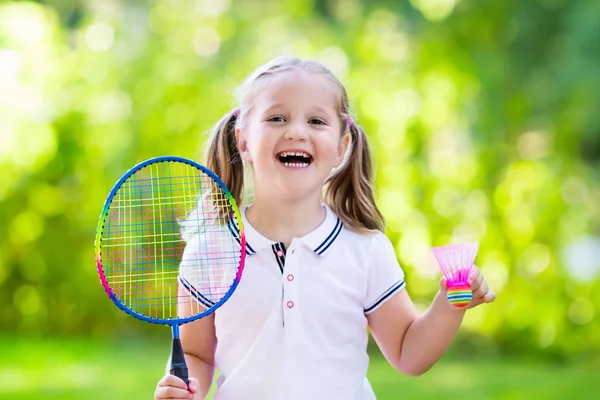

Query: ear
[
  {"left": 335, "top": 133, "right": 351, "bottom": 167},
  {"left": 235, "top": 128, "right": 252, "bottom": 162}
]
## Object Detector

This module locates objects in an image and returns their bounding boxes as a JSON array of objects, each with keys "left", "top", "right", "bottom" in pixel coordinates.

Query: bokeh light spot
[
  {"left": 316, "top": 46, "right": 349, "bottom": 79},
  {"left": 561, "top": 177, "right": 588, "bottom": 205},
  {"left": 568, "top": 297, "right": 594, "bottom": 325},
  {"left": 0, "top": 49, "right": 21, "bottom": 84},
  {"left": 410, "top": 0, "right": 459, "bottom": 22},
  {"left": 13, "top": 284, "right": 41, "bottom": 316},
  {"left": 519, "top": 243, "right": 551, "bottom": 275},
  {"left": 9, "top": 210, "right": 45, "bottom": 245},
  {"left": 85, "top": 22, "right": 115, "bottom": 52},
  {"left": 192, "top": 27, "right": 221, "bottom": 57},
  {"left": 540, "top": 322, "right": 556, "bottom": 348},
  {"left": 561, "top": 236, "right": 600, "bottom": 282},
  {"left": 517, "top": 131, "right": 549, "bottom": 161}
]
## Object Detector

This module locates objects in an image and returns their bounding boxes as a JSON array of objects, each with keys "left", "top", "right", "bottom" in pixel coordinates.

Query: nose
[{"left": 283, "top": 121, "right": 309, "bottom": 141}]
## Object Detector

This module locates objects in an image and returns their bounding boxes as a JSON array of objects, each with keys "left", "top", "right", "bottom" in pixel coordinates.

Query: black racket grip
[
  {"left": 170, "top": 338, "right": 189, "bottom": 387},
  {"left": 170, "top": 363, "right": 189, "bottom": 386}
]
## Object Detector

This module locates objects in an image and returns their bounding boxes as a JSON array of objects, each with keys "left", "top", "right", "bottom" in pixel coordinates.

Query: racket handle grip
[
  {"left": 170, "top": 362, "right": 189, "bottom": 386},
  {"left": 170, "top": 338, "right": 189, "bottom": 386}
]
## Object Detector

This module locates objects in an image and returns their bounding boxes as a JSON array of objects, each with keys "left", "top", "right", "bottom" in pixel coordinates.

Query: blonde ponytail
[
  {"left": 324, "top": 121, "right": 385, "bottom": 233},
  {"left": 204, "top": 110, "right": 244, "bottom": 206}
]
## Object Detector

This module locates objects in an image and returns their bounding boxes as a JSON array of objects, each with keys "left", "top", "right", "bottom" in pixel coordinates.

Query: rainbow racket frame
[{"left": 94, "top": 155, "right": 246, "bottom": 383}]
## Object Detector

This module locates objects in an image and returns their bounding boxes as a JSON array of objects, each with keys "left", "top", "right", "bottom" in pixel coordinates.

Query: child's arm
[
  {"left": 155, "top": 288, "right": 217, "bottom": 400},
  {"left": 180, "top": 313, "right": 217, "bottom": 399},
  {"left": 367, "top": 266, "right": 495, "bottom": 376}
]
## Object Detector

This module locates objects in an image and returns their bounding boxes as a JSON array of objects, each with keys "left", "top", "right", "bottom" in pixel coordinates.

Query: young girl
[{"left": 154, "top": 57, "right": 495, "bottom": 400}]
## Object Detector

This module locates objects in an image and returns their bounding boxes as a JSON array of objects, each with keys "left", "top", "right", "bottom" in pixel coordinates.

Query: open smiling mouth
[{"left": 276, "top": 151, "right": 314, "bottom": 168}]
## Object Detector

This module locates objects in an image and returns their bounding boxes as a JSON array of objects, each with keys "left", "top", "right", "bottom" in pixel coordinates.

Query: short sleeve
[
  {"left": 362, "top": 232, "right": 406, "bottom": 314},
  {"left": 178, "top": 230, "right": 240, "bottom": 309}
]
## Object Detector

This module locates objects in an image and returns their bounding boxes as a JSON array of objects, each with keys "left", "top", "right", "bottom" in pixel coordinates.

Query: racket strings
[{"left": 100, "top": 160, "right": 242, "bottom": 320}]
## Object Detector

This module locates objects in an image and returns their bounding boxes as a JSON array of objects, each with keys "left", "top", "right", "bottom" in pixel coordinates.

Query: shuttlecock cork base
[
  {"left": 446, "top": 283, "right": 472, "bottom": 308},
  {"left": 432, "top": 243, "right": 479, "bottom": 309}
]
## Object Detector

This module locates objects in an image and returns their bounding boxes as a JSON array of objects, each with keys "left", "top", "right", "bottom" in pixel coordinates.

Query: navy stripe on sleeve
[
  {"left": 178, "top": 275, "right": 215, "bottom": 308},
  {"left": 364, "top": 279, "right": 406, "bottom": 314}
]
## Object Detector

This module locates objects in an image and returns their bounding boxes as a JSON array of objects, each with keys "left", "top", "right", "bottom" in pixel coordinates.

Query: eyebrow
[
  {"left": 261, "top": 103, "right": 335, "bottom": 117},
  {"left": 260, "top": 103, "right": 286, "bottom": 114}
]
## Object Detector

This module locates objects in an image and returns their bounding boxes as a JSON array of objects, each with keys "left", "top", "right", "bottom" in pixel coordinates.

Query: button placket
[
  {"left": 283, "top": 245, "right": 297, "bottom": 303},
  {"left": 282, "top": 242, "right": 300, "bottom": 347}
]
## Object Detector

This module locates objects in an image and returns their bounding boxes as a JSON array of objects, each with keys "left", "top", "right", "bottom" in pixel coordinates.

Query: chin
[{"left": 274, "top": 180, "right": 323, "bottom": 203}]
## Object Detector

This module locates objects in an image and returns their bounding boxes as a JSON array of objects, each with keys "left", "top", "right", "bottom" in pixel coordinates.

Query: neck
[{"left": 246, "top": 191, "right": 326, "bottom": 247}]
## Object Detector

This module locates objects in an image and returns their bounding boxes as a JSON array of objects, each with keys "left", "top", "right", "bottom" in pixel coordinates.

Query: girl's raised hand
[
  {"left": 440, "top": 265, "right": 496, "bottom": 309},
  {"left": 154, "top": 375, "right": 199, "bottom": 400}
]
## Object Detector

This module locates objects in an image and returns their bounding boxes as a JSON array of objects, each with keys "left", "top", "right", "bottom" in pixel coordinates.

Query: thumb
[
  {"left": 439, "top": 277, "right": 448, "bottom": 292},
  {"left": 187, "top": 377, "right": 200, "bottom": 394}
]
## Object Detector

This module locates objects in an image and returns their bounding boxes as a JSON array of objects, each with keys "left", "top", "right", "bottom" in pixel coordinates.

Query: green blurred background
[{"left": 1, "top": 0, "right": 599, "bottom": 398}]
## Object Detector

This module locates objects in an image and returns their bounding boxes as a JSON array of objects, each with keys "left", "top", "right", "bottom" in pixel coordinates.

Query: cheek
[
  {"left": 321, "top": 136, "right": 344, "bottom": 159},
  {"left": 245, "top": 138, "right": 273, "bottom": 164}
]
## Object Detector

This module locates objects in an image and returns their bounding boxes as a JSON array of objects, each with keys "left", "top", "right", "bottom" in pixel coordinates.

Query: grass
[{"left": 1, "top": 336, "right": 599, "bottom": 399}]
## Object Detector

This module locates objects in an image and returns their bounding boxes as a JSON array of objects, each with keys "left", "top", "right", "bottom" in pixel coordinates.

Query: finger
[
  {"left": 467, "top": 288, "right": 496, "bottom": 309},
  {"left": 468, "top": 265, "right": 480, "bottom": 281},
  {"left": 472, "top": 281, "right": 489, "bottom": 300},
  {"left": 155, "top": 385, "right": 192, "bottom": 399},
  {"left": 188, "top": 378, "right": 200, "bottom": 394},
  {"left": 158, "top": 374, "right": 188, "bottom": 390},
  {"left": 439, "top": 277, "right": 448, "bottom": 292},
  {"left": 468, "top": 268, "right": 484, "bottom": 292},
  {"left": 483, "top": 290, "right": 496, "bottom": 303}
]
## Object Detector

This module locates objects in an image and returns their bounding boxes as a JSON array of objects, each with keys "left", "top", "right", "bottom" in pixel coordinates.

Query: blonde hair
[{"left": 204, "top": 57, "right": 384, "bottom": 233}]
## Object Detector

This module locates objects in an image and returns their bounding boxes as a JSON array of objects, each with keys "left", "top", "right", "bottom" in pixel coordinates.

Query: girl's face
[{"left": 237, "top": 70, "right": 350, "bottom": 202}]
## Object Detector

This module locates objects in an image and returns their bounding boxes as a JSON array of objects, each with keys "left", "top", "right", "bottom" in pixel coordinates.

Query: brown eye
[
  {"left": 309, "top": 119, "right": 326, "bottom": 125},
  {"left": 268, "top": 116, "right": 286, "bottom": 122}
]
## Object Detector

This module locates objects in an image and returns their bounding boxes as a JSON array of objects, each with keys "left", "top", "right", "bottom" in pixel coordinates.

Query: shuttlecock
[{"left": 432, "top": 243, "right": 479, "bottom": 308}]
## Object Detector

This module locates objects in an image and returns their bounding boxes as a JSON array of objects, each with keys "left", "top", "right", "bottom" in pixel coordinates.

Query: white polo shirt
[{"left": 184, "top": 204, "right": 405, "bottom": 400}]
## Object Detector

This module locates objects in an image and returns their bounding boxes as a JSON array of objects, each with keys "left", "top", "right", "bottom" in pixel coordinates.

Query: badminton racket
[{"left": 94, "top": 156, "right": 245, "bottom": 385}]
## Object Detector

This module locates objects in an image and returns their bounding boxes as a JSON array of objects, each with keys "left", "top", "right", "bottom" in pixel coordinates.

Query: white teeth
[
  {"left": 279, "top": 151, "right": 311, "bottom": 158},
  {"left": 283, "top": 162, "right": 309, "bottom": 168}
]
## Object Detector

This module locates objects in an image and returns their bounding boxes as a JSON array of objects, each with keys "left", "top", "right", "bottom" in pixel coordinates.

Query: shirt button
[
  {"left": 287, "top": 274, "right": 294, "bottom": 281},
  {"left": 291, "top": 250, "right": 295, "bottom": 254},
  {"left": 287, "top": 301, "right": 294, "bottom": 308},
  {"left": 277, "top": 250, "right": 284, "bottom": 257}
]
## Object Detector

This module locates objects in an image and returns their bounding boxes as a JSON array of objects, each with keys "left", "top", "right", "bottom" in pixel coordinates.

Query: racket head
[{"left": 94, "top": 156, "right": 246, "bottom": 326}]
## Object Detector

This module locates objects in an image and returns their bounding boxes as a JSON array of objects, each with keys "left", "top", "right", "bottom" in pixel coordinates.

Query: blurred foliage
[{"left": 0, "top": 0, "right": 599, "bottom": 363}]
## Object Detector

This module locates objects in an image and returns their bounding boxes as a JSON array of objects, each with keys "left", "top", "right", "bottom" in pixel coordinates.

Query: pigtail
[
  {"left": 324, "top": 122, "right": 385, "bottom": 233},
  {"left": 204, "top": 109, "right": 244, "bottom": 206},
  {"left": 181, "top": 110, "right": 243, "bottom": 241}
]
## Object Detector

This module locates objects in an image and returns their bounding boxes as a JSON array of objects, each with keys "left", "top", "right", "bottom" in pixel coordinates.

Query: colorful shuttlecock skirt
[{"left": 447, "top": 283, "right": 472, "bottom": 307}]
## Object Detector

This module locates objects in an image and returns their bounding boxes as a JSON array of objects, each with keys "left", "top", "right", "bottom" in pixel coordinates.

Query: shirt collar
[{"left": 228, "top": 204, "right": 343, "bottom": 257}]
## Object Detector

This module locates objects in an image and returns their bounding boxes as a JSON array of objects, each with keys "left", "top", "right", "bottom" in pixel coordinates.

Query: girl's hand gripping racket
[{"left": 94, "top": 156, "right": 246, "bottom": 386}]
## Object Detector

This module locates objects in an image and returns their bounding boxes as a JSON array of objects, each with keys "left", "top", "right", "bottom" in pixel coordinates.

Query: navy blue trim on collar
[
  {"left": 238, "top": 205, "right": 344, "bottom": 257},
  {"left": 271, "top": 242, "right": 286, "bottom": 273},
  {"left": 227, "top": 216, "right": 255, "bottom": 255},
  {"left": 313, "top": 217, "right": 342, "bottom": 255}
]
